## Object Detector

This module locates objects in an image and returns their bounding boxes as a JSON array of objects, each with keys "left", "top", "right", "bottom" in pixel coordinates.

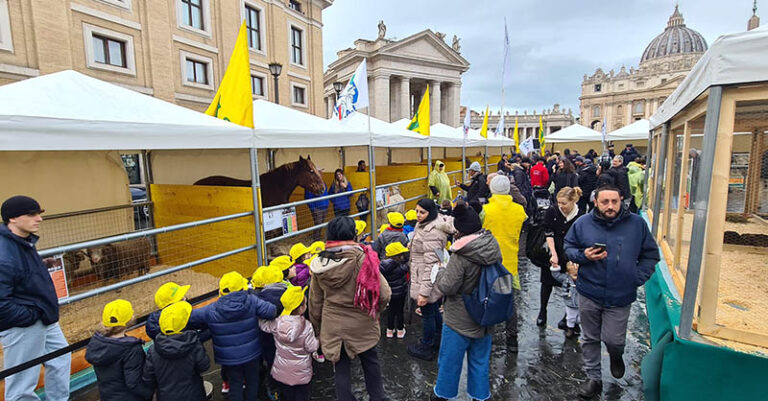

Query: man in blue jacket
[
  {"left": 564, "top": 185, "right": 659, "bottom": 399},
  {"left": 0, "top": 196, "right": 71, "bottom": 401}
]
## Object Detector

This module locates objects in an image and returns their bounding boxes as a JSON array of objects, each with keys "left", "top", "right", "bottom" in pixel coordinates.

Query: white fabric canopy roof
[
  {"left": 607, "top": 119, "right": 650, "bottom": 140},
  {"left": 339, "top": 113, "right": 428, "bottom": 148},
  {"left": 545, "top": 124, "right": 604, "bottom": 143},
  {"left": 650, "top": 25, "right": 768, "bottom": 128},
  {"left": 0, "top": 70, "right": 254, "bottom": 151}
]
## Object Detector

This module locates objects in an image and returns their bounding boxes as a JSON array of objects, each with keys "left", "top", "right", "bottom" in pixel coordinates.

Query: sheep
[{"left": 87, "top": 238, "right": 152, "bottom": 281}]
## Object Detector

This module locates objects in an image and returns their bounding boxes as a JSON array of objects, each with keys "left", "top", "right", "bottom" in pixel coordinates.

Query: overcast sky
[{"left": 322, "top": 0, "right": 752, "bottom": 116}]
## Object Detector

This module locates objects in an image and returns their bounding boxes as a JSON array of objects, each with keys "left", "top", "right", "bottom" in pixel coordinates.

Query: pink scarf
[{"left": 354, "top": 244, "right": 381, "bottom": 318}]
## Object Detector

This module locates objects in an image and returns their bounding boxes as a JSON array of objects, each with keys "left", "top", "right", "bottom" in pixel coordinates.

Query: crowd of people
[{"left": 0, "top": 143, "right": 660, "bottom": 401}]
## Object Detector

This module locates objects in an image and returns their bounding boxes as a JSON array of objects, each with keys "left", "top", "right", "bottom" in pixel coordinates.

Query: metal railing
[{"left": 261, "top": 187, "right": 369, "bottom": 213}]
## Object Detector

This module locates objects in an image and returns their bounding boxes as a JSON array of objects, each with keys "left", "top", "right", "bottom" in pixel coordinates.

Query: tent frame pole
[
  {"left": 368, "top": 143, "right": 376, "bottom": 239},
  {"left": 250, "top": 148, "right": 265, "bottom": 265},
  {"left": 651, "top": 123, "right": 669, "bottom": 239}
]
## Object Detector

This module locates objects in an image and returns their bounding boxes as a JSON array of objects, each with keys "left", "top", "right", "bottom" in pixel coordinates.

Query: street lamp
[
  {"left": 333, "top": 81, "right": 344, "bottom": 101},
  {"left": 268, "top": 62, "right": 282, "bottom": 103}
]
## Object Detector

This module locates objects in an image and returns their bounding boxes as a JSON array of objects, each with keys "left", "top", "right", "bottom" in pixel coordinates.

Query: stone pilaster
[
  {"left": 430, "top": 80, "right": 441, "bottom": 125},
  {"left": 372, "top": 74, "right": 391, "bottom": 121},
  {"left": 400, "top": 77, "right": 410, "bottom": 120}
]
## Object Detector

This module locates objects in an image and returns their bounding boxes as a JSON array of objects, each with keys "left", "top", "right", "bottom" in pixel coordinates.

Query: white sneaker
[
  {"left": 397, "top": 328, "right": 406, "bottom": 338},
  {"left": 386, "top": 329, "right": 394, "bottom": 338},
  {"left": 312, "top": 351, "right": 325, "bottom": 363}
]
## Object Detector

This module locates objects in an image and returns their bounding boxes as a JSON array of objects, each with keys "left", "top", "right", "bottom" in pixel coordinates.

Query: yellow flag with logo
[
  {"left": 205, "top": 21, "right": 253, "bottom": 128},
  {"left": 407, "top": 86, "right": 430, "bottom": 136},
  {"left": 538, "top": 115, "right": 546, "bottom": 156},
  {"left": 513, "top": 117, "right": 519, "bottom": 150},
  {"left": 479, "top": 105, "right": 489, "bottom": 138}
]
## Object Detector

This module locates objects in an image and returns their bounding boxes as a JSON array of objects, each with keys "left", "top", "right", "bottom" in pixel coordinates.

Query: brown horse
[{"left": 194, "top": 155, "right": 325, "bottom": 207}]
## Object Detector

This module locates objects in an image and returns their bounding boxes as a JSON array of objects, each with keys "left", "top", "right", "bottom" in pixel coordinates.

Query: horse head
[{"left": 296, "top": 155, "right": 325, "bottom": 195}]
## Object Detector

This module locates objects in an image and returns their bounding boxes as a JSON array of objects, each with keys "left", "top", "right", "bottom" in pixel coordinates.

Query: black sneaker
[
  {"left": 506, "top": 336, "right": 519, "bottom": 352},
  {"left": 557, "top": 315, "right": 568, "bottom": 330},
  {"left": 429, "top": 393, "right": 447, "bottom": 401},
  {"left": 578, "top": 379, "right": 602, "bottom": 399},
  {"left": 574, "top": 323, "right": 581, "bottom": 334},
  {"left": 564, "top": 327, "right": 578, "bottom": 339},
  {"left": 609, "top": 352, "right": 625, "bottom": 378},
  {"left": 407, "top": 341, "right": 435, "bottom": 361},
  {"left": 536, "top": 311, "right": 547, "bottom": 327}
]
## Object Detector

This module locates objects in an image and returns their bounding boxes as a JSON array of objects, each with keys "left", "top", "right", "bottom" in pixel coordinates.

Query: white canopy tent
[
  {"left": 608, "top": 119, "right": 651, "bottom": 140},
  {"left": 0, "top": 70, "right": 253, "bottom": 151},
  {"left": 650, "top": 25, "right": 768, "bottom": 128},
  {"left": 544, "top": 124, "right": 604, "bottom": 143}
]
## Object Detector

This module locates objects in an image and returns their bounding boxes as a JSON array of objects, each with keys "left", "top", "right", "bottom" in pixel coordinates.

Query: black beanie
[
  {"left": 2, "top": 196, "right": 43, "bottom": 223},
  {"left": 326, "top": 216, "right": 356, "bottom": 241},
  {"left": 452, "top": 201, "right": 482, "bottom": 235}
]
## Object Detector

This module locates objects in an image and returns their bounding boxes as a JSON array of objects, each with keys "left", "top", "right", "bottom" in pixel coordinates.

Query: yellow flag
[
  {"left": 479, "top": 105, "right": 489, "bottom": 138},
  {"left": 205, "top": 21, "right": 253, "bottom": 128},
  {"left": 513, "top": 117, "right": 519, "bottom": 150},
  {"left": 538, "top": 115, "right": 546, "bottom": 156},
  {"left": 407, "top": 86, "right": 430, "bottom": 136}
]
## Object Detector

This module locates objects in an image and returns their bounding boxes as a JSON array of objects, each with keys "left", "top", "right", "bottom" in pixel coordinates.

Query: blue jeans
[
  {"left": 434, "top": 325, "right": 492, "bottom": 400},
  {"left": 421, "top": 301, "right": 443, "bottom": 346},
  {"left": 0, "top": 321, "right": 71, "bottom": 401}
]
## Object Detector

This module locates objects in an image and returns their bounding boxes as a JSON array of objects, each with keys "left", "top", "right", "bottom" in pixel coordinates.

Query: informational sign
[
  {"left": 45, "top": 254, "right": 69, "bottom": 300},
  {"left": 376, "top": 188, "right": 390, "bottom": 206},
  {"left": 264, "top": 207, "right": 297, "bottom": 234}
]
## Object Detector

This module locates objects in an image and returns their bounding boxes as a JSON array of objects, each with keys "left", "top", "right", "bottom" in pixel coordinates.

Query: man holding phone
[{"left": 564, "top": 185, "right": 659, "bottom": 399}]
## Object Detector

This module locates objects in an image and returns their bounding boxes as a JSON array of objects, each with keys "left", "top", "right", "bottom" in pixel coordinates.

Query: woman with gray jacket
[
  {"left": 431, "top": 202, "right": 502, "bottom": 401},
  {"left": 407, "top": 199, "right": 454, "bottom": 361}
]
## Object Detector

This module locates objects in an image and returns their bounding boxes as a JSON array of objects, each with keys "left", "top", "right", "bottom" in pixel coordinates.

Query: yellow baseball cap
[
  {"left": 385, "top": 242, "right": 409, "bottom": 257},
  {"left": 280, "top": 286, "right": 308, "bottom": 316},
  {"left": 269, "top": 255, "right": 293, "bottom": 271},
  {"left": 102, "top": 299, "right": 134, "bottom": 327},
  {"left": 379, "top": 223, "right": 389, "bottom": 234},
  {"left": 261, "top": 265, "right": 284, "bottom": 286},
  {"left": 309, "top": 241, "right": 325, "bottom": 254},
  {"left": 289, "top": 243, "right": 311, "bottom": 262},
  {"left": 251, "top": 266, "right": 268, "bottom": 288},
  {"left": 355, "top": 220, "right": 367, "bottom": 236},
  {"left": 159, "top": 301, "right": 192, "bottom": 335},
  {"left": 405, "top": 209, "right": 417, "bottom": 221},
  {"left": 219, "top": 271, "right": 248, "bottom": 296},
  {"left": 154, "top": 282, "right": 191, "bottom": 310},
  {"left": 387, "top": 212, "right": 405, "bottom": 228}
]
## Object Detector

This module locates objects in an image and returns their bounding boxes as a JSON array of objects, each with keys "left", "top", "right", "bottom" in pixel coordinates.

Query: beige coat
[
  {"left": 308, "top": 245, "right": 391, "bottom": 363},
  {"left": 409, "top": 215, "right": 454, "bottom": 303}
]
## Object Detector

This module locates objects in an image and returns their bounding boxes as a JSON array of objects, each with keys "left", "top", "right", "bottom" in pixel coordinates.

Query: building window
[
  {"left": 92, "top": 35, "right": 127, "bottom": 67},
  {"left": 180, "top": 50, "right": 214, "bottom": 90},
  {"left": 83, "top": 24, "right": 136, "bottom": 75},
  {"left": 617, "top": 104, "right": 623, "bottom": 116},
  {"left": 251, "top": 75, "right": 264, "bottom": 97},
  {"left": 181, "top": 0, "right": 204, "bottom": 30},
  {"left": 661, "top": 78, "right": 667, "bottom": 84},
  {"left": 290, "top": 26, "right": 303, "bottom": 65},
  {"left": 618, "top": 83, "right": 624, "bottom": 90},
  {"left": 636, "top": 81, "right": 645, "bottom": 88},
  {"left": 633, "top": 101, "right": 645, "bottom": 116},
  {"left": 0, "top": 0, "right": 14, "bottom": 52},
  {"left": 592, "top": 105, "right": 601, "bottom": 118},
  {"left": 594, "top": 84, "right": 601, "bottom": 92},
  {"left": 292, "top": 84, "right": 306, "bottom": 106},
  {"left": 288, "top": 0, "right": 302, "bottom": 12},
  {"left": 245, "top": 4, "right": 261, "bottom": 50}
]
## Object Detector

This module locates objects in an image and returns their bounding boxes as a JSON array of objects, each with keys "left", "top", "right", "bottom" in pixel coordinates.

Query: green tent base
[{"left": 642, "top": 214, "right": 768, "bottom": 401}]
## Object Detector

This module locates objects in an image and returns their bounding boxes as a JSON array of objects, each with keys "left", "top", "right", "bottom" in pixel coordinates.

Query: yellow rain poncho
[
  {"left": 481, "top": 194, "right": 527, "bottom": 289},
  {"left": 428, "top": 160, "right": 452, "bottom": 204}
]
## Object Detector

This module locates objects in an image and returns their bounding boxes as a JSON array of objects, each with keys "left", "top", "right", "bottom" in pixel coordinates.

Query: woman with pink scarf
[{"left": 307, "top": 217, "right": 392, "bottom": 401}]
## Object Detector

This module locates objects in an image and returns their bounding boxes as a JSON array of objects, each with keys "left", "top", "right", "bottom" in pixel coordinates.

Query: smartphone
[{"left": 593, "top": 242, "right": 607, "bottom": 252}]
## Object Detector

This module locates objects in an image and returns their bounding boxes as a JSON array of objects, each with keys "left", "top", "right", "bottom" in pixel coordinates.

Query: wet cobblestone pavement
[{"left": 72, "top": 259, "right": 650, "bottom": 400}]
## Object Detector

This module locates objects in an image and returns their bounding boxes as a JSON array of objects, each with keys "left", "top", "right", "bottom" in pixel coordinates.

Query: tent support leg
[
  {"left": 250, "top": 148, "right": 264, "bottom": 266},
  {"left": 368, "top": 144, "right": 376, "bottom": 239}
]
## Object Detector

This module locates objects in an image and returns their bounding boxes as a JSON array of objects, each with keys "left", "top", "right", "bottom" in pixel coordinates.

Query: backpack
[
  {"left": 526, "top": 224, "right": 551, "bottom": 268},
  {"left": 356, "top": 193, "right": 370, "bottom": 213},
  {"left": 462, "top": 261, "right": 516, "bottom": 326}
]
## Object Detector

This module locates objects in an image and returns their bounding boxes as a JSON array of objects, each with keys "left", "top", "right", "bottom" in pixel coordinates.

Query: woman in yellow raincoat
[{"left": 428, "top": 160, "right": 452, "bottom": 204}]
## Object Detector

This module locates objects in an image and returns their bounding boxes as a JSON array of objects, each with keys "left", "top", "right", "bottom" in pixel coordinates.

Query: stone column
[
  {"left": 372, "top": 74, "right": 391, "bottom": 121},
  {"left": 627, "top": 102, "right": 633, "bottom": 123},
  {"left": 430, "top": 81, "right": 441, "bottom": 125},
  {"left": 445, "top": 83, "right": 461, "bottom": 127},
  {"left": 400, "top": 77, "right": 410, "bottom": 120}
]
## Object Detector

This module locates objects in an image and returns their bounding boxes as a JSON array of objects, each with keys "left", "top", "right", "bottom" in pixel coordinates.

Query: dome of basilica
[{"left": 640, "top": 6, "right": 708, "bottom": 65}]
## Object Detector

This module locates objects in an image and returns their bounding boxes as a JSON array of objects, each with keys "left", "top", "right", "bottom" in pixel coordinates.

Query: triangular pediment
[{"left": 381, "top": 30, "right": 470, "bottom": 68}]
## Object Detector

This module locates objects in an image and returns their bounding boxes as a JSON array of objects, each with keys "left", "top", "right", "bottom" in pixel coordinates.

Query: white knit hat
[
  {"left": 468, "top": 161, "right": 482, "bottom": 172},
  {"left": 490, "top": 175, "right": 510, "bottom": 195}
]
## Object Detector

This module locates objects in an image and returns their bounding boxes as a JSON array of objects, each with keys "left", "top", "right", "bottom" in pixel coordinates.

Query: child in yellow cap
[
  {"left": 372, "top": 212, "right": 408, "bottom": 259},
  {"left": 355, "top": 220, "right": 370, "bottom": 244},
  {"left": 270, "top": 254, "right": 295, "bottom": 282},
  {"left": 381, "top": 243, "right": 410, "bottom": 338},
  {"left": 289, "top": 243, "right": 311, "bottom": 288},
  {"left": 143, "top": 301, "right": 212, "bottom": 401},
  {"left": 305, "top": 241, "right": 325, "bottom": 267},
  {"left": 403, "top": 209, "right": 418, "bottom": 239},
  {"left": 85, "top": 299, "right": 149, "bottom": 401},
  {"left": 258, "top": 286, "right": 318, "bottom": 400},
  {"left": 187, "top": 271, "right": 277, "bottom": 400},
  {"left": 145, "top": 281, "right": 191, "bottom": 340}
]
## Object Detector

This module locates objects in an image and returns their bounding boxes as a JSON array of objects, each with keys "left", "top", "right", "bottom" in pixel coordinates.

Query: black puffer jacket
[
  {"left": 459, "top": 173, "right": 490, "bottom": 203},
  {"left": 578, "top": 165, "right": 598, "bottom": 199},
  {"left": 143, "top": 331, "right": 210, "bottom": 401},
  {"left": 609, "top": 166, "right": 632, "bottom": 200},
  {"left": 85, "top": 333, "right": 148, "bottom": 401},
  {"left": 379, "top": 258, "right": 409, "bottom": 298}
]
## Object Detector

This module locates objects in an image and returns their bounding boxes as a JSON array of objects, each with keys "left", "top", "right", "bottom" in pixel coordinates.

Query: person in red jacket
[{"left": 529, "top": 157, "right": 550, "bottom": 188}]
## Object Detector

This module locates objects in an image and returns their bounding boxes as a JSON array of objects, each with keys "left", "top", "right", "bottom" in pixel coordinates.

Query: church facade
[{"left": 323, "top": 22, "right": 470, "bottom": 127}]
